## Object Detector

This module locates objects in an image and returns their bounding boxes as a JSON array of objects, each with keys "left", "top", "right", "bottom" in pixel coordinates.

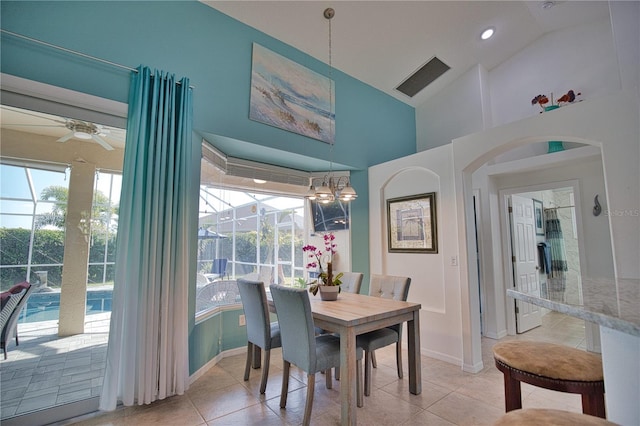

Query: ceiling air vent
[{"left": 396, "top": 56, "right": 450, "bottom": 98}]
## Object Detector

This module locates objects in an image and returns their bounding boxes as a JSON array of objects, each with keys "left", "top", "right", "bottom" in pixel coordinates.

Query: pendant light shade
[
  {"left": 339, "top": 183, "right": 357, "bottom": 201},
  {"left": 305, "top": 175, "right": 357, "bottom": 203}
]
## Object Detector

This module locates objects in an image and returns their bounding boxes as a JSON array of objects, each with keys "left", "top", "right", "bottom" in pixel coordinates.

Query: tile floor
[
  {"left": 1, "top": 312, "right": 589, "bottom": 425},
  {"left": 0, "top": 313, "right": 110, "bottom": 419}
]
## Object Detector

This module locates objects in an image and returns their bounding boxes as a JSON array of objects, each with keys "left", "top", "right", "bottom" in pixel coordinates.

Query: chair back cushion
[
  {"left": 237, "top": 279, "right": 274, "bottom": 349},
  {"left": 368, "top": 274, "right": 411, "bottom": 301},
  {"left": 269, "top": 285, "right": 316, "bottom": 372},
  {"left": 0, "top": 281, "right": 30, "bottom": 309},
  {"left": 368, "top": 274, "right": 411, "bottom": 334},
  {"left": 338, "top": 272, "right": 363, "bottom": 294}
]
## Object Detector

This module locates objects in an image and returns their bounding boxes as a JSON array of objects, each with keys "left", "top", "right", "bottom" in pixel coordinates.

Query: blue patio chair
[{"left": 210, "top": 258, "right": 228, "bottom": 280}]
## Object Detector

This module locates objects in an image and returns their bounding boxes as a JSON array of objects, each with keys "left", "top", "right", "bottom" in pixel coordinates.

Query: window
[
  {"left": 0, "top": 163, "right": 69, "bottom": 289},
  {"left": 87, "top": 171, "right": 121, "bottom": 287},
  {"left": 195, "top": 146, "right": 307, "bottom": 317},
  {"left": 1, "top": 103, "right": 125, "bottom": 326}
]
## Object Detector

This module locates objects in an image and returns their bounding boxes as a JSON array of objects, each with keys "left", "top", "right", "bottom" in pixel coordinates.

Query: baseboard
[
  {"left": 189, "top": 346, "right": 246, "bottom": 385},
  {"left": 421, "top": 348, "right": 462, "bottom": 367},
  {"left": 422, "top": 348, "right": 483, "bottom": 372},
  {"left": 462, "top": 360, "right": 484, "bottom": 373},
  {"left": 484, "top": 329, "right": 507, "bottom": 340}
]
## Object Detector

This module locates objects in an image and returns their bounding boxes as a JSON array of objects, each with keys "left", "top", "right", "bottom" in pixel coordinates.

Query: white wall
[
  {"left": 453, "top": 92, "right": 639, "bottom": 369},
  {"left": 371, "top": 92, "right": 638, "bottom": 371},
  {"left": 490, "top": 16, "right": 619, "bottom": 127},
  {"left": 472, "top": 165, "right": 507, "bottom": 339},
  {"left": 492, "top": 157, "right": 614, "bottom": 281},
  {"left": 416, "top": 14, "right": 624, "bottom": 150},
  {"left": 481, "top": 157, "right": 615, "bottom": 344},
  {"left": 609, "top": 1, "right": 640, "bottom": 95},
  {"left": 369, "top": 145, "right": 463, "bottom": 365},
  {"left": 374, "top": 1, "right": 639, "bottom": 369},
  {"left": 416, "top": 65, "right": 486, "bottom": 152}
]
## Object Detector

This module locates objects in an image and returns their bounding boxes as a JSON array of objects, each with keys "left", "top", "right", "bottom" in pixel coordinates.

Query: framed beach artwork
[
  {"left": 249, "top": 43, "right": 335, "bottom": 144},
  {"left": 387, "top": 193, "right": 438, "bottom": 253}
]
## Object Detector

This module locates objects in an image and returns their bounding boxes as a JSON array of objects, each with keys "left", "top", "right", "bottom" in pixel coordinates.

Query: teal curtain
[{"left": 100, "top": 66, "right": 195, "bottom": 410}]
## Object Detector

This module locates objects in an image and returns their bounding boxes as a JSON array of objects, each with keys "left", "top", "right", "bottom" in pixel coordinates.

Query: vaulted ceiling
[{"left": 205, "top": 1, "right": 610, "bottom": 108}]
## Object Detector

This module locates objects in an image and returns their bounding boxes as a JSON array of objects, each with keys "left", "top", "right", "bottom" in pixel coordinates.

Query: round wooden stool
[
  {"left": 494, "top": 408, "right": 618, "bottom": 425},
  {"left": 493, "top": 341, "right": 606, "bottom": 418}
]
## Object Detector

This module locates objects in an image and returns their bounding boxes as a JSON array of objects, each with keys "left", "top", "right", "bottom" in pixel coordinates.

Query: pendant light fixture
[{"left": 305, "top": 8, "right": 357, "bottom": 204}]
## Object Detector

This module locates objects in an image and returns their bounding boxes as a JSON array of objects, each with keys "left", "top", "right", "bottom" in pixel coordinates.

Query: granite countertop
[{"left": 507, "top": 278, "right": 639, "bottom": 337}]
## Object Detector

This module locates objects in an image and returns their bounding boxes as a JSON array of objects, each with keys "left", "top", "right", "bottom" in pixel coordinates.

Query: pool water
[{"left": 19, "top": 289, "right": 113, "bottom": 323}]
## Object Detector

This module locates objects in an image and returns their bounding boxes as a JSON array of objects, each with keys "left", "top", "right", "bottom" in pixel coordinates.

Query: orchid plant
[{"left": 303, "top": 233, "right": 343, "bottom": 295}]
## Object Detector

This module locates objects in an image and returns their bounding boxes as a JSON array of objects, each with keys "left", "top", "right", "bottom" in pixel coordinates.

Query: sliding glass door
[{"left": 0, "top": 104, "right": 124, "bottom": 424}]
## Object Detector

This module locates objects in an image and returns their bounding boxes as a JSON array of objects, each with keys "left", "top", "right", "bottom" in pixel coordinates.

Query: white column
[{"left": 59, "top": 161, "right": 96, "bottom": 336}]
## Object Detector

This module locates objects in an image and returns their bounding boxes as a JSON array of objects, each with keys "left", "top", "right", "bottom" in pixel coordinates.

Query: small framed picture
[
  {"left": 387, "top": 193, "right": 438, "bottom": 253},
  {"left": 533, "top": 199, "right": 545, "bottom": 236}
]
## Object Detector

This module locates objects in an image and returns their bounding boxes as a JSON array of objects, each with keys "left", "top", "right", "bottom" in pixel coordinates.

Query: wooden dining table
[{"left": 263, "top": 289, "right": 422, "bottom": 426}]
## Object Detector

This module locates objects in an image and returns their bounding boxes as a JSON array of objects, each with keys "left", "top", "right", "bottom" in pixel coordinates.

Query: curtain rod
[
  {"left": 1, "top": 29, "right": 194, "bottom": 89},
  {"left": 544, "top": 205, "right": 575, "bottom": 210}
]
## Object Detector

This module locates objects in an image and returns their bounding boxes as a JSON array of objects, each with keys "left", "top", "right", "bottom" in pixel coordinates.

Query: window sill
[{"left": 195, "top": 303, "right": 242, "bottom": 324}]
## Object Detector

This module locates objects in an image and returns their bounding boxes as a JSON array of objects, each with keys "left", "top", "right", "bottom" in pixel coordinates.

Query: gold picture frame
[{"left": 387, "top": 193, "right": 438, "bottom": 253}]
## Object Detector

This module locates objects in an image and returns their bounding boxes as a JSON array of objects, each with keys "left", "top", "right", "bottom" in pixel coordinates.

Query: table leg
[
  {"left": 407, "top": 310, "right": 422, "bottom": 395},
  {"left": 340, "top": 326, "right": 357, "bottom": 426}
]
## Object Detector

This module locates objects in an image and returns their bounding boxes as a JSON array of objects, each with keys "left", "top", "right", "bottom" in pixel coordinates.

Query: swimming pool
[{"left": 19, "top": 289, "right": 113, "bottom": 323}]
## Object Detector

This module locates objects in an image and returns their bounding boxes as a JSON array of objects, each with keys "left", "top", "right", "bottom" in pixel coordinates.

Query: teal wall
[
  {"left": 221, "top": 310, "right": 250, "bottom": 352},
  {"left": 0, "top": 1, "right": 415, "bottom": 168},
  {"left": 189, "top": 309, "right": 247, "bottom": 375},
  {"left": 1, "top": 1, "right": 415, "bottom": 374},
  {"left": 190, "top": 309, "right": 278, "bottom": 375},
  {"left": 190, "top": 312, "right": 223, "bottom": 372}
]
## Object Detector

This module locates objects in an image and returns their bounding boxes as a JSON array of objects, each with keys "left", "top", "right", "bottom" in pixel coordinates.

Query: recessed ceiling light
[
  {"left": 253, "top": 179, "right": 266, "bottom": 184},
  {"left": 481, "top": 27, "right": 495, "bottom": 40}
]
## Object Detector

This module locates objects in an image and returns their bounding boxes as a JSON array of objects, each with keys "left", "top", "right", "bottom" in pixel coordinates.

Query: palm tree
[
  {"left": 35, "top": 186, "right": 68, "bottom": 229},
  {"left": 35, "top": 185, "right": 117, "bottom": 232}
]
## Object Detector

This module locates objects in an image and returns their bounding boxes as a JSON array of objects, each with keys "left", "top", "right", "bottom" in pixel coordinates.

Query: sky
[{"left": 0, "top": 164, "right": 121, "bottom": 229}]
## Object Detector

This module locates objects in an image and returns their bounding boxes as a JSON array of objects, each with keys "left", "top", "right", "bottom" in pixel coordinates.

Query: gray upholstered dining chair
[
  {"left": 237, "top": 278, "right": 281, "bottom": 394},
  {"left": 356, "top": 274, "right": 411, "bottom": 396},
  {"left": 316, "top": 271, "right": 363, "bottom": 338},
  {"left": 337, "top": 271, "right": 363, "bottom": 294},
  {"left": 269, "top": 284, "right": 363, "bottom": 425}
]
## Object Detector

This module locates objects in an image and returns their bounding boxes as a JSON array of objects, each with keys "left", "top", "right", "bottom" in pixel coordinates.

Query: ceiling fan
[
  {"left": 1, "top": 106, "right": 124, "bottom": 151},
  {"left": 57, "top": 119, "right": 116, "bottom": 151}
]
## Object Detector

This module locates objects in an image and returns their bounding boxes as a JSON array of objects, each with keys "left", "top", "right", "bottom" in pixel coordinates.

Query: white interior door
[{"left": 510, "top": 195, "right": 542, "bottom": 333}]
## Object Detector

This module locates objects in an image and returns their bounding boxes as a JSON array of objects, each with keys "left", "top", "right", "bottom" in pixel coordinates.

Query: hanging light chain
[
  {"left": 304, "top": 8, "right": 356, "bottom": 203},
  {"left": 325, "top": 8, "right": 335, "bottom": 173}
]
